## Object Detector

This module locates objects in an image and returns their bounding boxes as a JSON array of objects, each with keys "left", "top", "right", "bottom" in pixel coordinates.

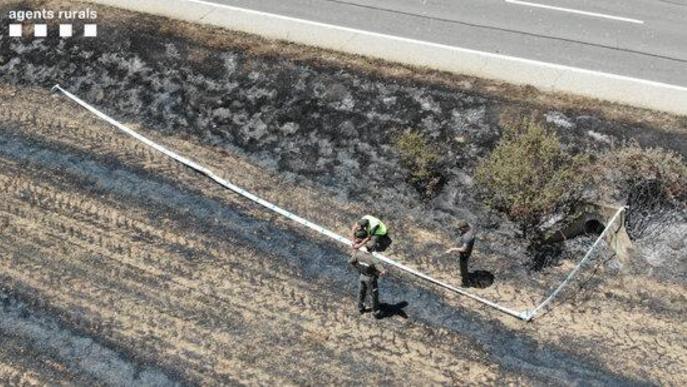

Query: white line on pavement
[
  {"left": 178, "top": 0, "right": 686, "bottom": 92},
  {"left": 505, "top": 0, "right": 644, "bottom": 24}
]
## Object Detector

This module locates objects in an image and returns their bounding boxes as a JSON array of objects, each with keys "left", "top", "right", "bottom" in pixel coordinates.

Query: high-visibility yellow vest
[{"left": 362, "top": 215, "right": 387, "bottom": 236}]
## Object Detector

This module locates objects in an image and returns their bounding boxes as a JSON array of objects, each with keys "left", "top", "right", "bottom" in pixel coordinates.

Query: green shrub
[
  {"left": 394, "top": 131, "right": 444, "bottom": 199},
  {"left": 475, "top": 120, "right": 587, "bottom": 239}
]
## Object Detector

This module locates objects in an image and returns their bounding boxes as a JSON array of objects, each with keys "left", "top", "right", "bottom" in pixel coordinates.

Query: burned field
[{"left": 1, "top": 1, "right": 687, "bottom": 385}]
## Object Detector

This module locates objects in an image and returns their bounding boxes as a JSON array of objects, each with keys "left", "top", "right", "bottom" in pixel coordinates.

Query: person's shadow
[
  {"left": 465, "top": 270, "right": 495, "bottom": 289},
  {"left": 376, "top": 301, "right": 409, "bottom": 319}
]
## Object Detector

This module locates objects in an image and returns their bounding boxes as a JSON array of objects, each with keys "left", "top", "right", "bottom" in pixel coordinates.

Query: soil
[{"left": 0, "top": 1, "right": 685, "bottom": 385}]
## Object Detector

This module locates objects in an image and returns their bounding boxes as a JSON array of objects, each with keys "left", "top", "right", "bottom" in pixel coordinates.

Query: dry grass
[
  {"left": 2, "top": 2, "right": 687, "bottom": 384},
  {"left": 0, "top": 82, "right": 685, "bottom": 386}
]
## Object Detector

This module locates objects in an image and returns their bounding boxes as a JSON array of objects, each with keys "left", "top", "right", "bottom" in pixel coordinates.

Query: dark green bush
[
  {"left": 395, "top": 131, "right": 445, "bottom": 199},
  {"left": 475, "top": 120, "right": 587, "bottom": 239}
]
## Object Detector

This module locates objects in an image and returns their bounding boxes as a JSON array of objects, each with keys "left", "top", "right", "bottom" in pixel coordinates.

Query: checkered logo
[{"left": 8, "top": 23, "right": 97, "bottom": 37}]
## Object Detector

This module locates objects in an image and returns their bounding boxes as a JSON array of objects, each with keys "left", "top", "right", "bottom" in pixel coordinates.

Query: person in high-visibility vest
[
  {"left": 350, "top": 215, "right": 391, "bottom": 318},
  {"left": 351, "top": 215, "right": 392, "bottom": 253}
]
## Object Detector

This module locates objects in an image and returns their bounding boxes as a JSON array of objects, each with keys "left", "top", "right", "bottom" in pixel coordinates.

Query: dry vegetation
[
  {"left": 0, "top": 86, "right": 521, "bottom": 385},
  {"left": 0, "top": 1, "right": 686, "bottom": 385},
  {"left": 475, "top": 120, "right": 588, "bottom": 240},
  {"left": 394, "top": 131, "right": 445, "bottom": 199},
  {"left": 1, "top": 82, "right": 685, "bottom": 386}
]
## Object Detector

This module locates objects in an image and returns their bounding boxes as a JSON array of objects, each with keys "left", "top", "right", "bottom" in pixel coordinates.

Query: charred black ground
[{"left": 1, "top": 1, "right": 687, "bottom": 384}]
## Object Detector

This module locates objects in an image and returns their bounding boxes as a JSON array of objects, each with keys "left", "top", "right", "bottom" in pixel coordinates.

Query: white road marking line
[
  {"left": 505, "top": 0, "right": 644, "bottom": 24},
  {"left": 178, "top": 0, "right": 687, "bottom": 91}
]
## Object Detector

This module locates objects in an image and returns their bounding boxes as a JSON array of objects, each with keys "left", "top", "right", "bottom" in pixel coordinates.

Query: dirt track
[{"left": 1, "top": 1, "right": 686, "bottom": 385}]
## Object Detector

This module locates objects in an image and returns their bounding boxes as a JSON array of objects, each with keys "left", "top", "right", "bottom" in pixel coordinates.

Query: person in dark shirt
[
  {"left": 445, "top": 220, "right": 475, "bottom": 287},
  {"left": 349, "top": 250, "right": 386, "bottom": 318}
]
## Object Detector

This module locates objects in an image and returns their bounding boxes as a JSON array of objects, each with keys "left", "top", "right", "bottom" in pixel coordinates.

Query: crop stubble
[{"left": 0, "top": 86, "right": 511, "bottom": 385}]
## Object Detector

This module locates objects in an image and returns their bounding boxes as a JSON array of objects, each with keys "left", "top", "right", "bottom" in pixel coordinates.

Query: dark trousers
[
  {"left": 357, "top": 275, "right": 379, "bottom": 313},
  {"left": 365, "top": 234, "right": 392, "bottom": 252},
  {"left": 460, "top": 254, "right": 470, "bottom": 286}
]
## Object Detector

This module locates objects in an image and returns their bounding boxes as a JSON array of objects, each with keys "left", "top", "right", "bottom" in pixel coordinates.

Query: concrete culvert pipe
[{"left": 584, "top": 219, "right": 606, "bottom": 235}]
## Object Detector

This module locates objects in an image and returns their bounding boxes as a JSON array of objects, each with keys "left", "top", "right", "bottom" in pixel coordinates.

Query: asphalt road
[{"left": 200, "top": 0, "right": 687, "bottom": 87}]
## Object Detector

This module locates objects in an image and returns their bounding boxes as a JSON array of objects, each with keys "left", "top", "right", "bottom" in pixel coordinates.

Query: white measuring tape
[{"left": 53, "top": 84, "right": 623, "bottom": 321}]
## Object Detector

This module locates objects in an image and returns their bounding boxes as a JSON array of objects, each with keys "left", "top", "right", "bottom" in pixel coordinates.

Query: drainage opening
[{"left": 584, "top": 219, "right": 605, "bottom": 235}]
